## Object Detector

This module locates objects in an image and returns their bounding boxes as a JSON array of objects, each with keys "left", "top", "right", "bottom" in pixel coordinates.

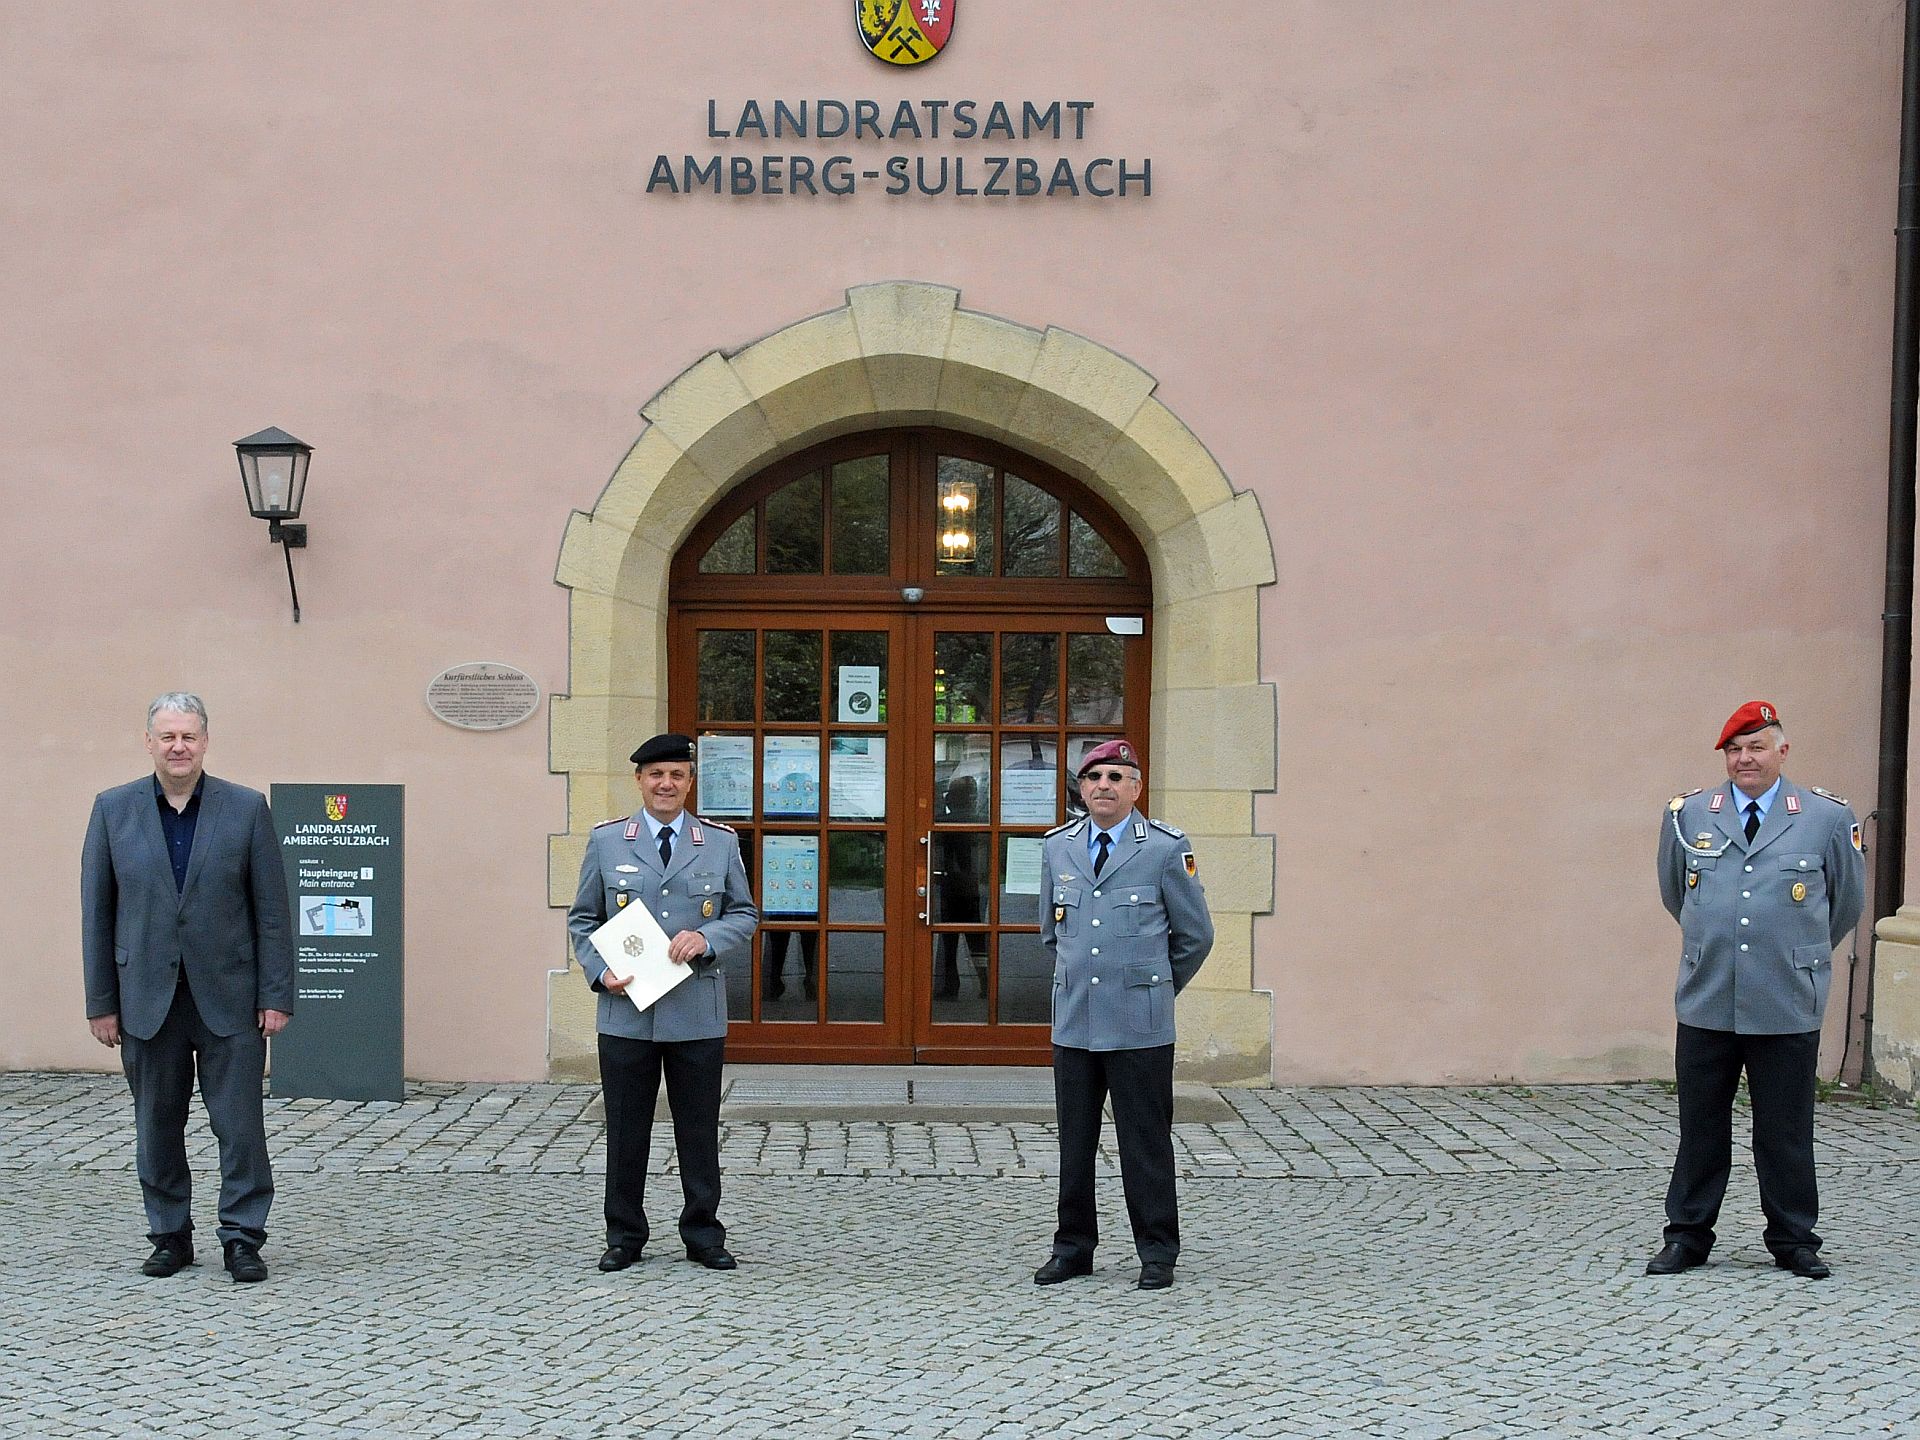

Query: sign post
[{"left": 270, "top": 784, "right": 405, "bottom": 1101}]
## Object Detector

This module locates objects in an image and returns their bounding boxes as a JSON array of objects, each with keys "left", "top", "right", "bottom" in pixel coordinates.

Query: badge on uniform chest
[
  {"left": 1792, "top": 882, "right": 1807, "bottom": 903},
  {"left": 616, "top": 893, "right": 629, "bottom": 908},
  {"left": 1055, "top": 906, "right": 1066, "bottom": 922},
  {"left": 702, "top": 899, "right": 715, "bottom": 918},
  {"left": 1687, "top": 873, "right": 1698, "bottom": 889}
]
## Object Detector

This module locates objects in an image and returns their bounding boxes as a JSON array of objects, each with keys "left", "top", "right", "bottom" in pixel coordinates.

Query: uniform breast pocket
[
  {"left": 1683, "top": 854, "right": 1716, "bottom": 899},
  {"left": 681, "top": 867, "right": 722, "bottom": 902},
  {"left": 1114, "top": 885, "right": 1160, "bottom": 936},
  {"left": 1053, "top": 886, "right": 1082, "bottom": 937},
  {"left": 1779, "top": 854, "right": 1826, "bottom": 906},
  {"left": 1125, "top": 962, "right": 1169, "bottom": 1033}
]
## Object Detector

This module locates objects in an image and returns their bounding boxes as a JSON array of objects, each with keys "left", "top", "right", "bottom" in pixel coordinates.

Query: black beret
[{"left": 630, "top": 733, "right": 695, "bottom": 767}]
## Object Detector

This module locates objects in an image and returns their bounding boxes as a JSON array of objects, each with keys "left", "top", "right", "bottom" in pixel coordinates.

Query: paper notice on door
[
  {"left": 1002, "top": 836, "right": 1044, "bottom": 896},
  {"left": 829, "top": 735, "right": 887, "bottom": 819}
]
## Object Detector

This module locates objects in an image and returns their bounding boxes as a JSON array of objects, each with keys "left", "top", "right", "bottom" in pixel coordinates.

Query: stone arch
[{"left": 548, "top": 282, "right": 1277, "bottom": 1084}]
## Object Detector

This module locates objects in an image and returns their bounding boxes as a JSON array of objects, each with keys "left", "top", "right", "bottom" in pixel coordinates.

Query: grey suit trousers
[{"left": 121, "top": 980, "right": 273, "bottom": 1247}]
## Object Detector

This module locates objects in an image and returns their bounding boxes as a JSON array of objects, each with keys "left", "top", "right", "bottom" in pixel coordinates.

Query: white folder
[{"left": 588, "top": 898, "right": 693, "bottom": 1013}]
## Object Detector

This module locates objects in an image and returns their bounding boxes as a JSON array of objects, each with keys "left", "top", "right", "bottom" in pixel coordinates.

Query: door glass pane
[
  {"left": 998, "top": 932, "right": 1053, "bottom": 1024},
  {"left": 934, "top": 457, "right": 995, "bottom": 576},
  {"left": 1067, "top": 634, "right": 1126, "bottom": 724},
  {"left": 699, "top": 512, "right": 757, "bottom": 574},
  {"left": 1000, "top": 633, "right": 1059, "bottom": 724},
  {"left": 828, "top": 734, "right": 887, "bottom": 820},
  {"left": 760, "top": 931, "right": 817, "bottom": 1021},
  {"left": 764, "top": 630, "right": 822, "bottom": 722},
  {"left": 766, "top": 470, "right": 823, "bottom": 574},
  {"left": 695, "top": 732, "right": 754, "bottom": 819},
  {"left": 933, "top": 932, "right": 988, "bottom": 1022},
  {"left": 725, "top": 830, "right": 756, "bottom": 1017},
  {"left": 697, "top": 630, "right": 755, "bottom": 722},
  {"left": 932, "top": 832, "right": 987, "bottom": 925},
  {"left": 826, "top": 932, "right": 884, "bottom": 1022},
  {"left": 999, "top": 834, "right": 1048, "bottom": 926},
  {"left": 828, "top": 833, "right": 887, "bottom": 922},
  {"left": 934, "top": 632, "right": 990, "bottom": 723},
  {"left": 830, "top": 631, "right": 888, "bottom": 723},
  {"left": 1068, "top": 511, "right": 1124, "bottom": 578},
  {"left": 998, "top": 736, "right": 1058, "bottom": 826},
  {"left": 1003, "top": 473, "right": 1061, "bottom": 577},
  {"left": 761, "top": 833, "right": 821, "bottom": 915},
  {"left": 830, "top": 456, "right": 890, "bottom": 575},
  {"left": 933, "top": 734, "right": 991, "bottom": 823},
  {"left": 762, "top": 736, "right": 821, "bottom": 820}
]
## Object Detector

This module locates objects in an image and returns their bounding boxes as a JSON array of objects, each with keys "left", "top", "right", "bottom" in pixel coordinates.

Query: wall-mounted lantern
[
  {"left": 937, "top": 473, "right": 977, "bottom": 561},
  {"left": 234, "top": 427, "right": 311, "bottom": 622}
]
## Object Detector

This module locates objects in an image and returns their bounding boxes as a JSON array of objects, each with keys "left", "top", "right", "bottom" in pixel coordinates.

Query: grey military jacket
[
  {"left": 568, "top": 811, "right": 758, "bottom": 1043},
  {"left": 1657, "top": 779, "right": 1866, "bottom": 1035},
  {"left": 1041, "top": 810, "right": 1214, "bottom": 1051}
]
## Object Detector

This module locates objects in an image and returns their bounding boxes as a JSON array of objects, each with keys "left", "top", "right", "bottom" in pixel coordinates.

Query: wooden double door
[{"left": 668, "top": 431, "right": 1152, "bottom": 1063}]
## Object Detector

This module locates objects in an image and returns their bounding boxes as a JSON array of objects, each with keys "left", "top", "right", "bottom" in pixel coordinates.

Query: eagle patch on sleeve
[
  {"left": 1852, "top": 822, "right": 1864, "bottom": 853},
  {"left": 1183, "top": 851, "right": 1197, "bottom": 878}
]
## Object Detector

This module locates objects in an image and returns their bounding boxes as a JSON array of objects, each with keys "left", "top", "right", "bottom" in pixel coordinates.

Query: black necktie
[
  {"left": 1093, "top": 832, "right": 1111, "bottom": 877},
  {"left": 658, "top": 826, "right": 673, "bottom": 867},
  {"left": 1744, "top": 803, "right": 1760, "bottom": 843}
]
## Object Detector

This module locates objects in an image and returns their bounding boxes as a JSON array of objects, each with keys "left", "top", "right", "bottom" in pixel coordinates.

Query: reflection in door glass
[
  {"left": 932, "top": 934, "right": 988, "bottom": 1023},
  {"left": 759, "top": 931, "right": 817, "bottom": 1022},
  {"left": 931, "top": 832, "right": 988, "bottom": 925},
  {"left": 934, "top": 632, "right": 990, "bottom": 723},
  {"left": 933, "top": 734, "right": 992, "bottom": 823},
  {"left": 826, "top": 932, "right": 885, "bottom": 1022},
  {"left": 764, "top": 630, "right": 822, "bottom": 722},
  {"left": 1000, "top": 633, "right": 1059, "bottom": 724},
  {"left": 697, "top": 631, "right": 755, "bottom": 722},
  {"left": 998, "top": 932, "right": 1054, "bottom": 1024},
  {"left": 1067, "top": 511, "right": 1124, "bottom": 578},
  {"left": 999, "top": 834, "right": 1048, "bottom": 925},
  {"left": 1067, "top": 633, "right": 1126, "bottom": 724},
  {"left": 699, "top": 511, "right": 756, "bottom": 574},
  {"left": 766, "top": 471, "right": 823, "bottom": 573},
  {"left": 828, "top": 833, "right": 887, "bottom": 922},
  {"left": 1003, "top": 473, "right": 1062, "bottom": 576},
  {"left": 830, "top": 456, "right": 890, "bottom": 575},
  {"left": 933, "top": 457, "right": 996, "bottom": 576}
]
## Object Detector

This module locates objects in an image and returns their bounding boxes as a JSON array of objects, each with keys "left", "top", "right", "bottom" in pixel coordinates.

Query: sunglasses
[{"left": 1082, "top": 768, "right": 1136, "bottom": 783}]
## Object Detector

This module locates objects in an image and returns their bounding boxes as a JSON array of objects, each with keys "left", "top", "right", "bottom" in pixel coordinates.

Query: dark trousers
[
  {"left": 1664, "top": 1022, "right": 1821, "bottom": 1258},
  {"left": 119, "top": 981, "right": 273, "bottom": 1248},
  {"left": 1052, "top": 1043, "right": 1178, "bottom": 1265},
  {"left": 598, "top": 1033, "right": 726, "bottom": 1256}
]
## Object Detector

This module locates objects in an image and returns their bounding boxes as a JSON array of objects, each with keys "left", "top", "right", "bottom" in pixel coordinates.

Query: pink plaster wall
[{"left": 0, "top": 2, "right": 1900, "bottom": 1081}]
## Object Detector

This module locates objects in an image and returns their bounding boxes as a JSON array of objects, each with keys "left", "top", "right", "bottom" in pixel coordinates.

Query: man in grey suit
[
  {"left": 1033, "top": 739, "right": 1213, "bottom": 1291},
  {"left": 81, "top": 693, "right": 295, "bottom": 1283},
  {"left": 568, "top": 732, "right": 758, "bottom": 1273},
  {"left": 1649, "top": 700, "right": 1866, "bottom": 1281}
]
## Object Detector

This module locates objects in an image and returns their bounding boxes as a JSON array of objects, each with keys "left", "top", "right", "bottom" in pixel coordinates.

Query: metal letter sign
[
  {"left": 857, "top": 0, "right": 954, "bottom": 66},
  {"left": 271, "top": 783, "right": 405, "bottom": 1101}
]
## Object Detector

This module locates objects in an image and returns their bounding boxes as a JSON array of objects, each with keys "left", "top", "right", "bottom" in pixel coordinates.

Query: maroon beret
[
  {"left": 1077, "top": 738, "right": 1141, "bottom": 777},
  {"left": 1715, "top": 701, "right": 1781, "bottom": 750}
]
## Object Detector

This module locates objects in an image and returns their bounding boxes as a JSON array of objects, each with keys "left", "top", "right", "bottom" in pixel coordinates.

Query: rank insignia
[
  {"left": 702, "top": 899, "right": 715, "bottom": 918},
  {"left": 1687, "top": 872, "right": 1698, "bottom": 889},
  {"left": 1791, "top": 881, "right": 1807, "bottom": 903},
  {"left": 1784, "top": 794, "right": 1799, "bottom": 815},
  {"left": 1183, "top": 852, "right": 1197, "bottom": 878},
  {"left": 857, "top": 0, "right": 953, "bottom": 67},
  {"left": 624, "top": 821, "right": 640, "bottom": 841},
  {"left": 1852, "top": 822, "right": 1864, "bottom": 853},
  {"left": 1709, "top": 792, "right": 1725, "bottom": 813},
  {"left": 690, "top": 824, "right": 705, "bottom": 846},
  {"left": 616, "top": 893, "right": 629, "bottom": 909}
]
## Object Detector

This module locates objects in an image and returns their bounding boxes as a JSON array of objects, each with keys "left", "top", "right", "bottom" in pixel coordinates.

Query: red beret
[
  {"left": 1077, "top": 738, "right": 1141, "bottom": 777},
  {"left": 1715, "top": 701, "right": 1781, "bottom": 750}
]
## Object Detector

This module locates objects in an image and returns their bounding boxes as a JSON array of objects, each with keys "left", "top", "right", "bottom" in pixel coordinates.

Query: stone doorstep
[{"left": 577, "top": 1065, "right": 1239, "bottom": 1124}]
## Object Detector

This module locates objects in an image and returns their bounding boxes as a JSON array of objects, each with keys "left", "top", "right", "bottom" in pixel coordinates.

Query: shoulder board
[
  {"left": 695, "top": 815, "right": 736, "bottom": 833},
  {"left": 1148, "top": 818, "right": 1185, "bottom": 838},
  {"left": 1666, "top": 788, "right": 1702, "bottom": 813},
  {"left": 1044, "top": 818, "right": 1084, "bottom": 838},
  {"left": 592, "top": 815, "right": 628, "bottom": 829},
  {"left": 1808, "top": 786, "right": 1849, "bottom": 806}
]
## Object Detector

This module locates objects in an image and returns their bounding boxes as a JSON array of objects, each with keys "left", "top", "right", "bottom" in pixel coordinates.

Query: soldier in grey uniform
[
  {"left": 568, "top": 733, "right": 758, "bottom": 1272},
  {"left": 1648, "top": 701, "right": 1865, "bottom": 1280},
  {"left": 1032, "top": 738, "right": 1213, "bottom": 1291}
]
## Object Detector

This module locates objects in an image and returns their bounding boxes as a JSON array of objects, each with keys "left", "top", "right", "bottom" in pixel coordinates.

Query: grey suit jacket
[
  {"left": 81, "top": 774, "right": 296, "bottom": 1041},
  {"left": 1041, "top": 810, "right": 1214, "bottom": 1051},
  {"left": 1657, "top": 778, "right": 1867, "bottom": 1035},
  {"left": 568, "top": 811, "right": 758, "bottom": 1043}
]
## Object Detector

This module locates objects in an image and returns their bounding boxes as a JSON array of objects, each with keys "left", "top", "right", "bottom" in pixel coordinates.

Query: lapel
[
  {"left": 1746, "top": 780, "right": 1799, "bottom": 859},
  {"left": 634, "top": 812, "right": 695, "bottom": 882},
  {"left": 135, "top": 778, "right": 174, "bottom": 886},
  {"left": 1712, "top": 784, "right": 1747, "bottom": 855},
  {"left": 1095, "top": 811, "right": 1148, "bottom": 883},
  {"left": 180, "top": 776, "right": 226, "bottom": 899}
]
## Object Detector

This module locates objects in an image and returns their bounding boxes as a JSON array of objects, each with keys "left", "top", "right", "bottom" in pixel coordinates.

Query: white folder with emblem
[{"left": 588, "top": 897, "right": 692, "bottom": 1013}]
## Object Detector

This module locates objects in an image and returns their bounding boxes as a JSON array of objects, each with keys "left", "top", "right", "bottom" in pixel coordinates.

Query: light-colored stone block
[
  {"left": 1153, "top": 491, "right": 1277, "bottom": 603},
  {"left": 1003, "top": 384, "right": 1125, "bottom": 480},
  {"left": 547, "top": 957, "right": 600, "bottom": 1082},
  {"left": 750, "top": 359, "right": 878, "bottom": 444},
  {"left": 549, "top": 832, "right": 588, "bottom": 908},
  {"left": 1027, "top": 326, "right": 1157, "bottom": 434},
  {"left": 554, "top": 512, "right": 635, "bottom": 597},
  {"left": 1175, "top": 987, "right": 1273, "bottom": 1086},
  {"left": 937, "top": 309, "right": 1042, "bottom": 432},
  {"left": 1871, "top": 909, "right": 1920, "bottom": 1099},
  {"left": 1150, "top": 789, "right": 1253, "bottom": 835},
  {"left": 550, "top": 695, "right": 661, "bottom": 774},
  {"left": 595, "top": 427, "right": 680, "bottom": 535},
  {"left": 1184, "top": 834, "right": 1275, "bottom": 915},
  {"left": 566, "top": 592, "right": 663, "bottom": 698},
  {"left": 1152, "top": 684, "right": 1277, "bottom": 794},
  {"left": 565, "top": 772, "right": 627, "bottom": 834},
  {"left": 1101, "top": 398, "right": 1238, "bottom": 538},
  {"left": 1187, "top": 911, "right": 1252, "bottom": 991},
  {"left": 848, "top": 281, "right": 960, "bottom": 359},
  {"left": 1155, "top": 589, "right": 1262, "bottom": 690}
]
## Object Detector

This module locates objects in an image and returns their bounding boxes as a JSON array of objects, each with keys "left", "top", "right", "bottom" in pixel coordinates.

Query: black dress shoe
[
  {"left": 222, "top": 1240, "right": 267, "bottom": 1283},
  {"left": 598, "top": 1245, "right": 642, "bottom": 1272},
  {"left": 141, "top": 1236, "right": 193, "bottom": 1278},
  {"left": 689, "top": 1247, "right": 737, "bottom": 1270},
  {"left": 1033, "top": 1254, "right": 1093, "bottom": 1285},
  {"left": 1644, "top": 1241, "right": 1707, "bottom": 1275},
  {"left": 1775, "top": 1247, "right": 1831, "bottom": 1280},
  {"left": 1137, "top": 1261, "right": 1175, "bottom": 1290}
]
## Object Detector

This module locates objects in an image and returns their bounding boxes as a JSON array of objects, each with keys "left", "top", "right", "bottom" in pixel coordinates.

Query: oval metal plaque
[{"left": 425, "top": 662, "right": 541, "bottom": 732}]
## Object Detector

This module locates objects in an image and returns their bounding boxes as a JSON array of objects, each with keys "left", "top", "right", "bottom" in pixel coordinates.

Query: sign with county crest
[{"left": 857, "top": 0, "right": 954, "bottom": 66}]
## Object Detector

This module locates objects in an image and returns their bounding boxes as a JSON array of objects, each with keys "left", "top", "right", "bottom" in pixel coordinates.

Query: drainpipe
[{"left": 1868, "top": 0, "right": 1920, "bottom": 1084}]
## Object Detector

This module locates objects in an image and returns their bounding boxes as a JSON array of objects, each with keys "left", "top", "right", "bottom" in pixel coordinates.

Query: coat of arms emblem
[
  {"left": 857, "top": 0, "right": 954, "bottom": 66},
  {"left": 324, "top": 793, "right": 348, "bottom": 822}
]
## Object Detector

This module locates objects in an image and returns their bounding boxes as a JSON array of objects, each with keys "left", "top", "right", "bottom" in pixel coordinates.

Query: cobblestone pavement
[{"left": 4, "top": 1073, "right": 1919, "bottom": 1438}]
